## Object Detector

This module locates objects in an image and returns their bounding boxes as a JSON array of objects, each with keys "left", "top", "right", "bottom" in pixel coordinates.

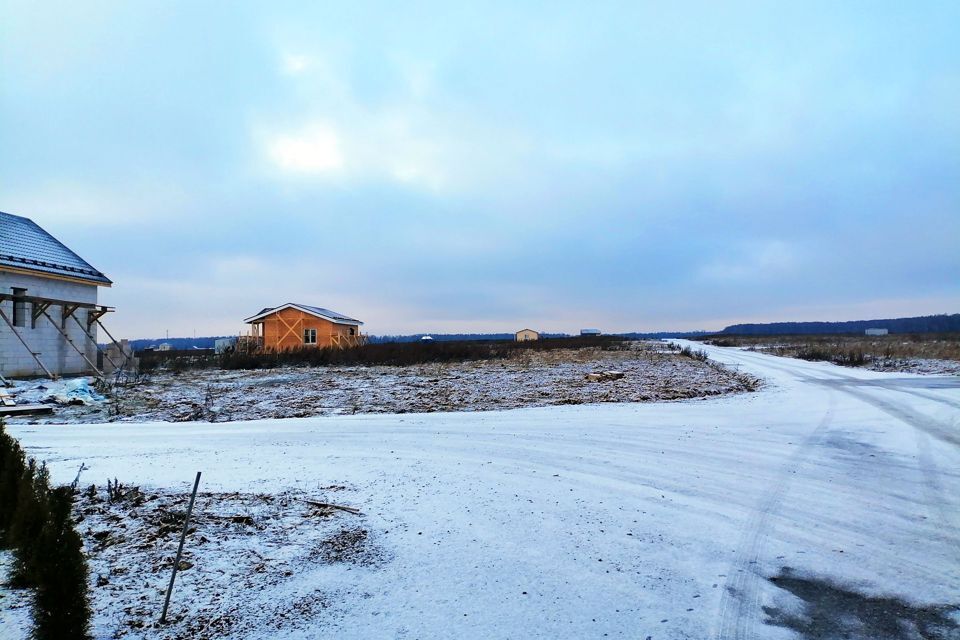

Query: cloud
[
  {"left": 0, "top": 181, "right": 191, "bottom": 228},
  {"left": 265, "top": 123, "right": 344, "bottom": 174},
  {"left": 698, "top": 240, "right": 800, "bottom": 283},
  {"left": 3, "top": 3, "right": 958, "bottom": 337},
  {"left": 259, "top": 113, "right": 451, "bottom": 190},
  {"left": 280, "top": 53, "right": 312, "bottom": 75}
]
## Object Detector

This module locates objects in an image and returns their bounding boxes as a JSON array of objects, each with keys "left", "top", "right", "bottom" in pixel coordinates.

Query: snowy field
[
  {"left": 4, "top": 342, "right": 758, "bottom": 424},
  {"left": 4, "top": 342, "right": 960, "bottom": 639}
]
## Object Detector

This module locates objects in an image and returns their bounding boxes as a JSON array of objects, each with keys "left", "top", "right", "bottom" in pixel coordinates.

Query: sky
[{"left": 1, "top": 1, "right": 958, "bottom": 338}]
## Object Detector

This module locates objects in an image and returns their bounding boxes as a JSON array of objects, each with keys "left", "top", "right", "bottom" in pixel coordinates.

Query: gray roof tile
[
  {"left": 0, "top": 211, "right": 111, "bottom": 285},
  {"left": 297, "top": 304, "right": 361, "bottom": 324},
  {"left": 245, "top": 303, "right": 362, "bottom": 325}
]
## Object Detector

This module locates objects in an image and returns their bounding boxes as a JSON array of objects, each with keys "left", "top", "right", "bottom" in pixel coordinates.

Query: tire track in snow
[
  {"left": 823, "top": 383, "right": 959, "bottom": 554},
  {"left": 913, "top": 432, "right": 959, "bottom": 534},
  {"left": 715, "top": 393, "right": 836, "bottom": 640},
  {"left": 827, "top": 383, "right": 960, "bottom": 448},
  {"left": 712, "top": 344, "right": 960, "bottom": 411},
  {"left": 883, "top": 385, "right": 960, "bottom": 412}
]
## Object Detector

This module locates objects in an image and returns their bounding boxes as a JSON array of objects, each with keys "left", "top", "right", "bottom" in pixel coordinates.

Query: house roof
[
  {"left": 0, "top": 211, "right": 112, "bottom": 285},
  {"left": 244, "top": 303, "right": 364, "bottom": 326},
  {"left": 515, "top": 328, "right": 539, "bottom": 334}
]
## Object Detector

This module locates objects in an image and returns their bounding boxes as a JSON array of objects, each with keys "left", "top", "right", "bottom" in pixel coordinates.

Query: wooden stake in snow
[{"left": 160, "top": 471, "right": 201, "bottom": 624}]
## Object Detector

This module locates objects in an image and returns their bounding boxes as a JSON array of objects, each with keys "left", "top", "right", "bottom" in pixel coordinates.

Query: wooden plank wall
[{"left": 260, "top": 308, "right": 359, "bottom": 350}]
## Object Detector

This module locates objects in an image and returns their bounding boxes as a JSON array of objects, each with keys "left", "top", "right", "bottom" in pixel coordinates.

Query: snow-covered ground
[
  {"left": 4, "top": 343, "right": 758, "bottom": 424},
  {"left": 867, "top": 357, "right": 960, "bottom": 376},
  {"left": 5, "top": 342, "right": 959, "bottom": 639},
  {"left": 0, "top": 551, "right": 32, "bottom": 640}
]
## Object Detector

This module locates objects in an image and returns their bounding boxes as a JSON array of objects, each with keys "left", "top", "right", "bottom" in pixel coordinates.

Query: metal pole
[{"left": 160, "top": 471, "right": 201, "bottom": 624}]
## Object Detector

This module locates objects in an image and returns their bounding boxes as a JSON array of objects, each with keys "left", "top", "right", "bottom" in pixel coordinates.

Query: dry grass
[
  {"left": 13, "top": 341, "right": 760, "bottom": 424},
  {"left": 700, "top": 333, "right": 960, "bottom": 368}
]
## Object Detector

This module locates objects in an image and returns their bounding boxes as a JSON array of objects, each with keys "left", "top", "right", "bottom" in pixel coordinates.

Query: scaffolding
[{"left": 0, "top": 292, "right": 134, "bottom": 381}]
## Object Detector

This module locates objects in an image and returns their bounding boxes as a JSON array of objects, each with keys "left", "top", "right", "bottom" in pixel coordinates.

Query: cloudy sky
[{"left": 2, "top": 2, "right": 958, "bottom": 337}]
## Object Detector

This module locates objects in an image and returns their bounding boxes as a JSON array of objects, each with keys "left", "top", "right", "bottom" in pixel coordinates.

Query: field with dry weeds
[
  {"left": 699, "top": 333, "right": 960, "bottom": 374},
  {"left": 73, "top": 482, "right": 379, "bottom": 638},
  {"left": 10, "top": 341, "right": 759, "bottom": 424}
]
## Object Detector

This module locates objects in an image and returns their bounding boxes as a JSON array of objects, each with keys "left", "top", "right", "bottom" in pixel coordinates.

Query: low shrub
[
  {"left": 680, "top": 346, "right": 709, "bottom": 362},
  {"left": 0, "top": 420, "right": 91, "bottom": 639},
  {"left": 694, "top": 333, "right": 960, "bottom": 365},
  {"left": 704, "top": 338, "right": 737, "bottom": 347},
  {"left": 33, "top": 486, "right": 90, "bottom": 640},
  {"left": 220, "top": 335, "right": 630, "bottom": 370}
]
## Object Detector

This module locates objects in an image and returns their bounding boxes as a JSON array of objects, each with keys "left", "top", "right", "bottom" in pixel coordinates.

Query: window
[
  {"left": 303, "top": 328, "right": 317, "bottom": 344},
  {"left": 349, "top": 327, "right": 355, "bottom": 336},
  {"left": 11, "top": 288, "right": 26, "bottom": 328}
]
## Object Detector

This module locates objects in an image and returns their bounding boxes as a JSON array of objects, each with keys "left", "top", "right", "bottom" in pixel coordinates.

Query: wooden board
[{"left": 0, "top": 404, "right": 53, "bottom": 416}]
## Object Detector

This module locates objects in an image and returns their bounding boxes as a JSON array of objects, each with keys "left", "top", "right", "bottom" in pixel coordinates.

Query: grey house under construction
[{"left": 0, "top": 210, "right": 127, "bottom": 379}]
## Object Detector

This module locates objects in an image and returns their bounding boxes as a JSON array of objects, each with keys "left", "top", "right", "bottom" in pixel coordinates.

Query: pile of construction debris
[{"left": 1, "top": 377, "right": 106, "bottom": 418}]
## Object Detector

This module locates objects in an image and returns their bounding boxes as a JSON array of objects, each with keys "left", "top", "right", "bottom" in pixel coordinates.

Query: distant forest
[{"left": 719, "top": 313, "right": 960, "bottom": 336}]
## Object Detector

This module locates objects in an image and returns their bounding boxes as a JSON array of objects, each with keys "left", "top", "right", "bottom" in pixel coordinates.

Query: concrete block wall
[{"left": 0, "top": 270, "right": 101, "bottom": 378}]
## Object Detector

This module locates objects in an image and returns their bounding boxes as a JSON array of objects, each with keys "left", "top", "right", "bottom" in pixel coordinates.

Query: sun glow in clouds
[
  {"left": 266, "top": 124, "right": 344, "bottom": 174},
  {"left": 281, "top": 53, "right": 312, "bottom": 75}
]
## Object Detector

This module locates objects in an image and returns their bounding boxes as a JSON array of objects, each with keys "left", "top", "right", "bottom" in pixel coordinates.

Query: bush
[
  {"left": 220, "top": 335, "right": 630, "bottom": 370},
  {"left": 680, "top": 346, "right": 709, "bottom": 362},
  {"left": 33, "top": 487, "right": 91, "bottom": 640},
  {"left": 693, "top": 333, "right": 960, "bottom": 366},
  {"left": 0, "top": 420, "right": 91, "bottom": 639},
  {"left": 705, "top": 338, "right": 737, "bottom": 347},
  {"left": 0, "top": 426, "right": 26, "bottom": 534},
  {"left": 8, "top": 459, "right": 51, "bottom": 587}
]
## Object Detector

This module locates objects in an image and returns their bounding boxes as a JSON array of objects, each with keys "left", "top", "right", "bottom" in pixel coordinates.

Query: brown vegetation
[
  {"left": 19, "top": 341, "right": 760, "bottom": 424},
  {"left": 137, "top": 335, "right": 632, "bottom": 372},
  {"left": 698, "top": 333, "right": 960, "bottom": 371}
]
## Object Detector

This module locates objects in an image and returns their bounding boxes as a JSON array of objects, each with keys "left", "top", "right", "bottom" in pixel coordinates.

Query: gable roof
[
  {"left": 0, "top": 211, "right": 112, "bottom": 285},
  {"left": 244, "top": 303, "right": 363, "bottom": 326}
]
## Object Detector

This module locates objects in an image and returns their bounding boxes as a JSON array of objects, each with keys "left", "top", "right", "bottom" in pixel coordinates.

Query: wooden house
[
  {"left": 515, "top": 328, "right": 540, "bottom": 342},
  {"left": 243, "top": 303, "right": 365, "bottom": 351}
]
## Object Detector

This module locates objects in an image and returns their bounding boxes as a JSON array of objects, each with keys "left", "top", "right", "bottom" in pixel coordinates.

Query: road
[
  {"left": 687, "top": 342, "right": 960, "bottom": 640},
  {"left": 6, "top": 343, "right": 960, "bottom": 639}
]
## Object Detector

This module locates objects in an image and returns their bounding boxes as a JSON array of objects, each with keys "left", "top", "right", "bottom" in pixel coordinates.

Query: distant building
[
  {"left": 214, "top": 337, "right": 237, "bottom": 354},
  {"left": 157, "top": 343, "right": 173, "bottom": 351},
  {"left": 244, "top": 303, "right": 365, "bottom": 350},
  {"left": 580, "top": 328, "right": 601, "bottom": 336},
  {"left": 420, "top": 335, "right": 434, "bottom": 342},
  {"left": 865, "top": 328, "right": 889, "bottom": 336},
  {"left": 515, "top": 329, "right": 540, "bottom": 342}
]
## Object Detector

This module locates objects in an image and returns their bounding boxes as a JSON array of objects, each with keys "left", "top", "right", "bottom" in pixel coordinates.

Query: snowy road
[{"left": 8, "top": 343, "right": 960, "bottom": 639}]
